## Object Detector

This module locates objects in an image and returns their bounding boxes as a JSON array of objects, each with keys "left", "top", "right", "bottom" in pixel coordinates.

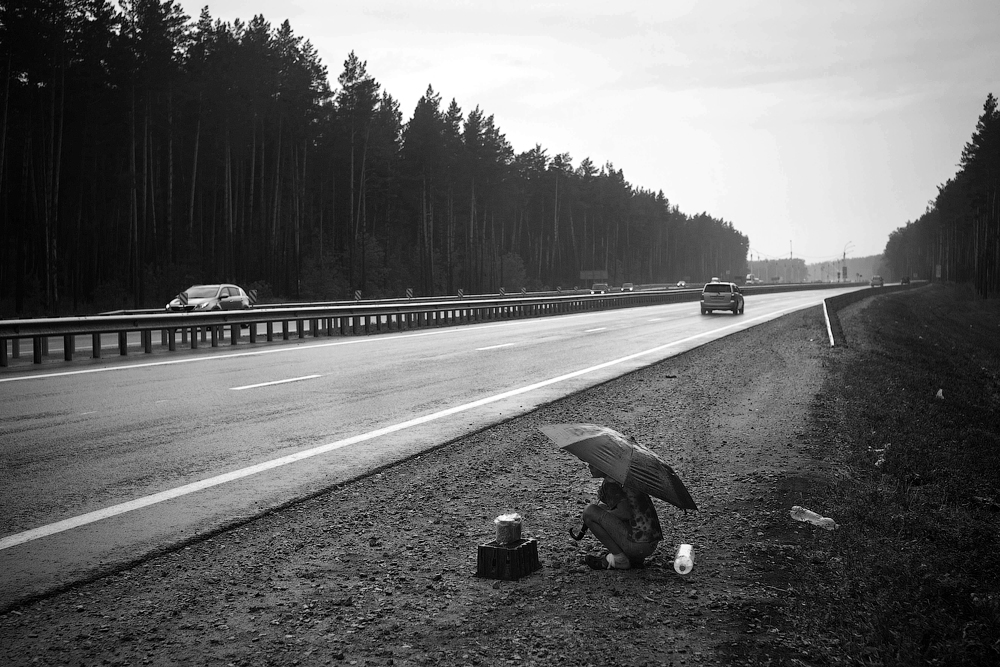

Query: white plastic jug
[{"left": 674, "top": 543, "right": 694, "bottom": 575}]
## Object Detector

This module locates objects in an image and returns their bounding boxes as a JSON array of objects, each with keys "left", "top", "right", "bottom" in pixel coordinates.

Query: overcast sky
[{"left": 177, "top": 0, "right": 998, "bottom": 263}]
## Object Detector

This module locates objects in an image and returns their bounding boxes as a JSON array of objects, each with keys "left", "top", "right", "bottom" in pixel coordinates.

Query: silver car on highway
[
  {"left": 165, "top": 284, "right": 252, "bottom": 312},
  {"left": 700, "top": 280, "right": 745, "bottom": 315}
]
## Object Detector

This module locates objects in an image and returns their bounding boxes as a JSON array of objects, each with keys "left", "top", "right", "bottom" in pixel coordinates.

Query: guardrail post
[
  {"left": 63, "top": 334, "right": 74, "bottom": 361},
  {"left": 312, "top": 319, "right": 320, "bottom": 337},
  {"left": 33, "top": 337, "right": 42, "bottom": 364},
  {"left": 282, "top": 321, "right": 289, "bottom": 340},
  {"left": 230, "top": 324, "right": 239, "bottom": 345},
  {"left": 190, "top": 327, "right": 199, "bottom": 349},
  {"left": 266, "top": 322, "right": 273, "bottom": 342},
  {"left": 210, "top": 326, "right": 219, "bottom": 347},
  {"left": 91, "top": 333, "right": 101, "bottom": 358},
  {"left": 180, "top": 327, "right": 188, "bottom": 345},
  {"left": 161, "top": 329, "right": 168, "bottom": 346},
  {"left": 0, "top": 338, "right": 7, "bottom": 367},
  {"left": 142, "top": 330, "right": 152, "bottom": 353},
  {"left": 118, "top": 332, "right": 128, "bottom": 356},
  {"left": 352, "top": 316, "right": 360, "bottom": 335},
  {"left": 249, "top": 322, "right": 257, "bottom": 343},
  {"left": 11, "top": 338, "right": 18, "bottom": 359},
  {"left": 296, "top": 319, "right": 304, "bottom": 338},
  {"left": 168, "top": 328, "right": 176, "bottom": 351}
]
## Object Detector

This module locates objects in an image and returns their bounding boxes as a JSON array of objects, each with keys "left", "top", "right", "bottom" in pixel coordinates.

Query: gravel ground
[{"left": 0, "top": 305, "right": 844, "bottom": 666}]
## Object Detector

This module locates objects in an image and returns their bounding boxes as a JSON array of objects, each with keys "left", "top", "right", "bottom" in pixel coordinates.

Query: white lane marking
[
  {"left": 585, "top": 327, "right": 607, "bottom": 333},
  {"left": 0, "top": 302, "right": 812, "bottom": 552},
  {"left": 648, "top": 318, "right": 663, "bottom": 322},
  {"left": 231, "top": 375, "right": 321, "bottom": 391},
  {"left": 476, "top": 343, "right": 515, "bottom": 351}
]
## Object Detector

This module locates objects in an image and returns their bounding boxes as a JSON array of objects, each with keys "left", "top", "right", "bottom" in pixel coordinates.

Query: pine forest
[{"left": 0, "top": 0, "right": 750, "bottom": 316}]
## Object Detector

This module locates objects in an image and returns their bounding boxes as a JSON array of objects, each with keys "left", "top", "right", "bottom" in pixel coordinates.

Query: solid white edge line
[
  {"left": 0, "top": 301, "right": 817, "bottom": 551},
  {"left": 230, "top": 374, "right": 321, "bottom": 391}
]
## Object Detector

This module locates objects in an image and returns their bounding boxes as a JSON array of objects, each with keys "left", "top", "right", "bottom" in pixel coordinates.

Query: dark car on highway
[
  {"left": 166, "top": 284, "right": 252, "bottom": 312},
  {"left": 700, "top": 280, "right": 744, "bottom": 315}
]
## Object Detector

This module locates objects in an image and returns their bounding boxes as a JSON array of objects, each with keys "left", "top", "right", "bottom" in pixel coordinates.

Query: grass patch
[{"left": 747, "top": 284, "right": 1000, "bottom": 666}]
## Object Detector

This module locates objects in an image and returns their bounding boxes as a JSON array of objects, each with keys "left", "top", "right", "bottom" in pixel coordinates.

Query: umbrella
[{"left": 540, "top": 423, "right": 697, "bottom": 511}]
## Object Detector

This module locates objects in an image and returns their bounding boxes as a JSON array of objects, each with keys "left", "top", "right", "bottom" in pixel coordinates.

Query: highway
[{"left": 0, "top": 286, "right": 861, "bottom": 606}]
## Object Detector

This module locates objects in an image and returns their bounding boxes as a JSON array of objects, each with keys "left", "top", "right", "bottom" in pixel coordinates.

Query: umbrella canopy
[{"left": 540, "top": 423, "right": 697, "bottom": 510}]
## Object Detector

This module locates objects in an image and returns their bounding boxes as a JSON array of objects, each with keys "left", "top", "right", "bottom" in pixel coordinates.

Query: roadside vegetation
[{"left": 761, "top": 284, "right": 1000, "bottom": 666}]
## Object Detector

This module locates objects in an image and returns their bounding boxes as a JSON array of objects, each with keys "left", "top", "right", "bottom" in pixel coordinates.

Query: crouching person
[{"left": 576, "top": 465, "right": 663, "bottom": 570}]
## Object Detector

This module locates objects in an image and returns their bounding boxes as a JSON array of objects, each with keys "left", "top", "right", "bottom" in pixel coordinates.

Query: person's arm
[{"left": 607, "top": 497, "right": 633, "bottom": 521}]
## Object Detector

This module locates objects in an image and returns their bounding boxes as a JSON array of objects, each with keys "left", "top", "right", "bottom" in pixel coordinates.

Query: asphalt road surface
[{"left": 0, "top": 287, "right": 861, "bottom": 607}]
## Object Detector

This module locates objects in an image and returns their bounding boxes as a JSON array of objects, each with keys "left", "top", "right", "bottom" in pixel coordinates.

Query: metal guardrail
[
  {"left": 0, "top": 282, "right": 865, "bottom": 368},
  {"left": 822, "top": 281, "right": 924, "bottom": 347}
]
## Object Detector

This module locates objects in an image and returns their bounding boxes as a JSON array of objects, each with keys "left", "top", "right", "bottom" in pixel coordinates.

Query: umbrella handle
[{"left": 569, "top": 526, "right": 588, "bottom": 541}]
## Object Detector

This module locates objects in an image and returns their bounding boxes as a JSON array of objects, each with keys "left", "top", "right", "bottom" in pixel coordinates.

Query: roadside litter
[
  {"left": 673, "top": 544, "right": 694, "bottom": 574},
  {"left": 789, "top": 505, "right": 839, "bottom": 530}
]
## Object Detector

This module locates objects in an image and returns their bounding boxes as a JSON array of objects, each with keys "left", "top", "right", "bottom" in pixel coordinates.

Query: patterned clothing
[{"left": 600, "top": 480, "right": 663, "bottom": 544}]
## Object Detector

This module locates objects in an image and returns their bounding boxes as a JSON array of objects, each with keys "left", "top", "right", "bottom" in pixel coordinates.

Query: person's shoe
[{"left": 585, "top": 553, "right": 610, "bottom": 570}]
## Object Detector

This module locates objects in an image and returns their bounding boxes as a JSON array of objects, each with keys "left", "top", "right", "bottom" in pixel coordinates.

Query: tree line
[
  {"left": 0, "top": 0, "right": 749, "bottom": 316},
  {"left": 883, "top": 93, "right": 999, "bottom": 298}
]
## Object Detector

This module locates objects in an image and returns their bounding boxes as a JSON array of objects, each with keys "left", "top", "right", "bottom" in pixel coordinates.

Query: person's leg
[{"left": 582, "top": 504, "right": 631, "bottom": 569}]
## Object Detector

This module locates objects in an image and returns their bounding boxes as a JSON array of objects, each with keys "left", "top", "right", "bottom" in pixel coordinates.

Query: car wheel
[
  {"left": 701, "top": 308, "right": 707, "bottom": 315},
  {"left": 739, "top": 304, "right": 745, "bottom": 314}
]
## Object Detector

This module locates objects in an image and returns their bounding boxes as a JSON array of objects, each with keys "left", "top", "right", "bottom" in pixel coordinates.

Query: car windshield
[
  {"left": 703, "top": 284, "right": 732, "bottom": 293},
  {"left": 186, "top": 285, "right": 220, "bottom": 298}
]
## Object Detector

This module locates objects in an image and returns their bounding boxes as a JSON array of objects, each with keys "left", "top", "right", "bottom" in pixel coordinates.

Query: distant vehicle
[
  {"left": 590, "top": 282, "right": 610, "bottom": 294},
  {"left": 166, "top": 284, "right": 252, "bottom": 312},
  {"left": 676, "top": 281, "right": 687, "bottom": 288},
  {"left": 701, "top": 281, "right": 744, "bottom": 315},
  {"left": 870, "top": 275, "right": 885, "bottom": 287},
  {"left": 745, "top": 273, "right": 761, "bottom": 284},
  {"left": 621, "top": 282, "right": 635, "bottom": 292},
  {"left": 900, "top": 276, "right": 910, "bottom": 285}
]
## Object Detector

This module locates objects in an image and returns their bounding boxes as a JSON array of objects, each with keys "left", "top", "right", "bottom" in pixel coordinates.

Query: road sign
[
  {"left": 248, "top": 289, "right": 258, "bottom": 305},
  {"left": 406, "top": 288, "right": 413, "bottom": 299},
  {"left": 354, "top": 290, "right": 362, "bottom": 301},
  {"left": 499, "top": 287, "right": 506, "bottom": 296},
  {"left": 458, "top": 289, "right": 464, "bottom": 298},
  {"left": 521, "top": 287, "right": 526, "bottom": 295},
  {"left": 179, "top": 292, "right": 188, "bottom": 306}
]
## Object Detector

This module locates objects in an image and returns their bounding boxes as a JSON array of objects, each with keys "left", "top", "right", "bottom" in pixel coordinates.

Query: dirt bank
[{"left": 1, "top": 306, "right": 843, "bottom": 666}]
